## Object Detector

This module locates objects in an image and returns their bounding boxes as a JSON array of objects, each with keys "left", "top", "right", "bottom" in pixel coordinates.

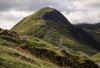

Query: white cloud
[
  {"left": 0, "top": 0, "right": 100, "bottom": 29},
  {"left": 61, "top": 0, "right": 100, "bottom": 23},
  {"left": 62, "top": 9, "right": 100, "bottom": 24},
  {"left": 0, "top": 10, "right": 33, "bottom": 29}
]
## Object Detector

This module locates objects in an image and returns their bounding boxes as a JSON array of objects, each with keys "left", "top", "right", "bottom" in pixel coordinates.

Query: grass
[
  {"left": 0, "top": 29, "right": 99, "bottom": 68},
  {"left": 76, "top": 23, "right": 100, "bottom": 44},
  {"left": 0, "top": 45, "right": 61, "bottom": 68},
  {"left": 0, "top": 36, "right": 71, "bottom": 68},
  {"left": 12, "top": 18, "right": 99, "bottom": 55},
  {"left": 89, "top": 53, "right": 100, "bottom": 67},
  {"left": 0, "top": 36, "right": 99, "bottom": 68},
  {"left": 11, "top": 10, "right": 99, "bottom": 55}
]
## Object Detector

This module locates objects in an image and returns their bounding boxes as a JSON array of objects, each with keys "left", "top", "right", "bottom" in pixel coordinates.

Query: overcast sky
[{"left": 0, "top": 0, "right": 100, "bottom": 29}]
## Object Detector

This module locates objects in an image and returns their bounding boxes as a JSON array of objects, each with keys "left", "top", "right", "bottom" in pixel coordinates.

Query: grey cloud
[
  {"left": 0, "top": 0, "right": 78, "bottom": 12},
  {"left": 88, "top": 2, "right": 100, "bottom": 9},
  {"left": 0, "top": 0, "right": 60, "bottom": 11},
  {"left": 0, "top": 0, "right": 100, "bottom": 29},
  {"left": 0, "top": 0, "right": 12, "bottom": 11}
]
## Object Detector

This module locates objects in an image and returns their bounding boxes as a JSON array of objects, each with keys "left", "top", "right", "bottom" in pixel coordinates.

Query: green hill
[
  {"left": 90, "top": 53, "right": 100, "bottom": 67},
  {"left": 0, "top": 28, "right": 99, "bottom": 68},
  {"left": 0, "top": 45, "right": 60, "bottom": 68},
  {"left": 76, "top": 23, "right": 100, "bottom": 44},
  {"left": 11, "top": 7, "right": 100, "bottom": 55}
]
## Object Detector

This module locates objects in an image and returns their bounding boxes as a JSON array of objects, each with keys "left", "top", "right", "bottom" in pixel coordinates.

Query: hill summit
[
  {"left": 12, "top": 7, "right": 100, "bottom": 55},
  {"left": 35, "top": 7, "right": 71, "bottom": 24}
]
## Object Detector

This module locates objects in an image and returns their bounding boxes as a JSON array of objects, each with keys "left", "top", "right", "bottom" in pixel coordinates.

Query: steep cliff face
[{"left": 11, "top": 7, "right": 100, "bottom": 55}]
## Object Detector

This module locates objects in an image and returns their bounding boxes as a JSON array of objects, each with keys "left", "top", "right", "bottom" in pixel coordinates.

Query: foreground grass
[
  {"left": 0, "top": 45, "right": 61, "bottom": 68},
  {"left": 0, "top": 29, "right": 99, "bottom": 68},
  {"left": 91, "top": 59, "right": 100, "bottom": 67},
  {"left": 90, "top": 53, "right": 100, "bottom": 67}
]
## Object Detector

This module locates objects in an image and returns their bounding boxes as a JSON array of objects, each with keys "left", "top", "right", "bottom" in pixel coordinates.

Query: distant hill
[
  {"left": 76, "top": 23, "right": 100, "bottom": 44},
  {"left": 11, "top": 7, "right": 100, "bottom": 55}
]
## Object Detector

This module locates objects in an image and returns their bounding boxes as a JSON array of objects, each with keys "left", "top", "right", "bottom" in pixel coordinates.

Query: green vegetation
[
  {"left": 90, "top": 53, "right": 100, "bottom": 67},
  {"left": 76, "top": 23, "right": 100, "bottom": 44},
  {"left": 0, "top": 7, "right": 99, "bottom": 68},
  {"left": 0, "top": 45, "right": 60, "bottom": 68},
  {"left": 76, "top": 23, "right": 100, "bottom": 67},
  {"left": 0, "top": 29, "right": 99, "bottom": 68},
  {"left": 11, "top": 7, "right": 99, "bottom": 55}
]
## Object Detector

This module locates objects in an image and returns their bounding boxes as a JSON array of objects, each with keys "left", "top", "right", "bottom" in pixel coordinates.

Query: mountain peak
[
  {"left": 12, "top": 7, "right": 100, "bottom": 54},
  {"left": 27, "top": 7, "right": 71, "bottom": 25},
  {"left": 39, "top": 7, "right": 55, "bottom": 12}
]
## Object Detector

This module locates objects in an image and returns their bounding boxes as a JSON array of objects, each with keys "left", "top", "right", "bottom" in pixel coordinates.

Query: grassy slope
[
  {"left": 76, "top": 23, "right": 100, "bottom": 44},
  {"left": 90, "top": 53, "right": 100, "bottom": 67},
  {"left": 0, "top": 45, "right": 60, "bottom": 68},
  {"left": 11, "top": 18, "right": 98, "bottom": 55},
  {"left": 76, "top": 23, "right": 100, "bottom": 67},
  {"left": 0, "top": 30, "right": 64, "bottom": 68},
  {"left": 11, "top": 7, "right": 99, "bottom": 55},
  {"left": 0, "top": 29, "right": 99, "bottom": 68}
]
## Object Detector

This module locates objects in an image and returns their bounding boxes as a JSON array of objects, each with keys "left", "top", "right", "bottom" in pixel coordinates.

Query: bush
[{"left": 1, "top": 36, "right": 25, "bottom": 44}]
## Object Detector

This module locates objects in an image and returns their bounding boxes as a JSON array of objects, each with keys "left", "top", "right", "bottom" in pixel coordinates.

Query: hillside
[
  {"left": 90, "top": 53, "right": 100, "bottom": 67},
  {"left": 0, "top": 45, "right": 60, "bottom": 68},
  {"left": 76, "top": 23, "right": 100, "bottom": 44},
  {"left": 0, "top": 28, "right": 99, "bottom": 68},
  {"left": 11, "top": 7, "right": 100, "bottom": 55}
]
